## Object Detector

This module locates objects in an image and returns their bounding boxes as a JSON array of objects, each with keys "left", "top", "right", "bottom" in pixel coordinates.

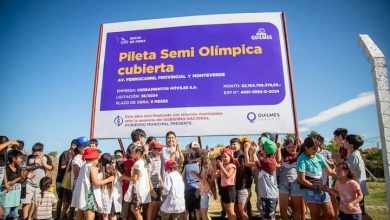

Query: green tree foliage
[{"left": 47, "top": 151, "right": 58, "bottom": 158}]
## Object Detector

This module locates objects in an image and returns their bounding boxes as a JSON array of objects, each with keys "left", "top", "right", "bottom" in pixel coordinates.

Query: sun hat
[
  {"left": 165, "top": 160, "right": 178, "bottom": 170},
  {"left": 82, "top": 147, "right": 99, "bottom": 160},
  {"left": 77, "top": 137, "right": 90, "bottom": 147},
  {"left": 261, "top": 137, "right": 277, "bottom": 155}
]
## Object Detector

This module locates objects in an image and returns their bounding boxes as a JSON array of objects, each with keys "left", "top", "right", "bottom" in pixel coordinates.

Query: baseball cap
[
  {"left": 76, "top": 137, "right": 90, "bottom": 147},
  {"left": 150, "top": 140, "right": 163, "bottom": 149},
  {"left": 261, "top": 137, "right": 277, "bottom": 155},
  {"left": 221, "top": 147, "right": 233, "bottom": 157},
  {"left": 165, "top": 160, "right": 178, "bottom": 170},
  {"left": 189, "top": 142, "right": 200, "bottom": 149}
]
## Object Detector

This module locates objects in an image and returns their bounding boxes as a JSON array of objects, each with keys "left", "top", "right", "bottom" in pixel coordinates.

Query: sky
[{"left": 0, "top": 0, "right": 389, "bottom": 154}]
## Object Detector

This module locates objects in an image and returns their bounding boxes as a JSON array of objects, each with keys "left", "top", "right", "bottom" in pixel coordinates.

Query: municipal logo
[
  {"left": 251, "top": 28, "right": 272, "bottom": 40},
  {"left": 247, "top": 112, "right": 256, "bottom": 123},
  {"left": 114, "top": 116, "right": 123, "bottom": 127}
]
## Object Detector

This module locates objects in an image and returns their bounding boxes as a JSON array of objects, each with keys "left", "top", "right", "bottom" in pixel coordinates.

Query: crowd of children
[{"left": 0, "top": 127, "right": 370, "bottom": 220}]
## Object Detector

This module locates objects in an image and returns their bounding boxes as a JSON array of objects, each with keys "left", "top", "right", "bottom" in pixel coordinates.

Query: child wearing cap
[
  {"left": 147, "top": 140, "right": 164, "bottom": 220},
  {"left": 161, "top": 160, "right": 185, "bottom": 220},
  {"left": 182, "top": 150, "right": 201, "bottom": 220},
  {"left": 216, "top": 147, "right": 237, "bottom": 220},
  {"left": 253, "top": 137, "right": 279, "bottom": 220},
  {"left": 71, "top": 148, "right": 115, "bottom": 220}
]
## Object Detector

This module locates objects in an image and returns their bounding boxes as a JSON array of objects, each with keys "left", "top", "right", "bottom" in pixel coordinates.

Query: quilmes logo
[
  {"left": 246, "top": 112, "right": 280, "bottom": 122},
  {"left": 251, "top": 28, "right": 272, "bottom": 40},
  {"left": 247, "top": 112, "right": 257, "bottom": 123},
  {"left": 114, "top": 115, "right": 124, "bottom": 127}
]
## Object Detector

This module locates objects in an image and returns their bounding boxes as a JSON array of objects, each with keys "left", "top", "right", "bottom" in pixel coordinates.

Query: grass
[{"left": 209, "top": 182, "right": 388, "bottom": 219}]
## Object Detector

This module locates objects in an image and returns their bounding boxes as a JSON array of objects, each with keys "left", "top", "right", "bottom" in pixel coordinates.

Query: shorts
[
  {"left": 279, "top": 179, "right": 302, "bottom": 197},
  {"left": 62, "top": 188, "right": 73, "bottom": 203},
  {"left": 4, "top": 206, "right": 19, "bottom": 219},
  {"left": 151, "top": 188, "right": 162, "bottom": 202},
  {"left": 200, "top": 193, "right": 210, "bottom": 209},
  {"left": 339, "top": 211, "right": 362, "bottom": 220},
  {"left": 161, "top": 211, "right": 184, "bottom": 220},
  {"left": 236, "top": 188, "right": 249, "bottom": 205},
  {"left": 22, "top": 187, "right": 40, "bottom": 204},
  {"left": 302, "top": 188, "right": 330, "bottom": 204},
  {"left": 21, "top": 186, "right": 27, "bottom": 199},
  {"left": 185, "top": 188, "right": 200, "bottom": 211},
  {"left": 260, "top": 198, "right": 278, "bottom": 219},
  {"left": 121, "top": 200, "right": 136, "bottom": 219},
  {"left": 220, "top": 185, "right": 236, "bottom": 204}
]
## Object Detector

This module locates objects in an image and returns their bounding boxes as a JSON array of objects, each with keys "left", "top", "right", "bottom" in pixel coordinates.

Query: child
[
  {"left": 2, "top": 149, "right": 27, "bottom": 219},
  {"left": 276, "top": 138, "right": 303, "bottom": 220},
  {"left": 182, "top": 150, "right": 201, "bottom": 220},
  {"left": 325, "top": 162, "right": 363, "bottom": 220},
  {"left": 123, "top": 146, "right": 151, "bottom": 220},
  {"left": 98, "top": 153, "right": 122, "bottom": 220},
  {"left": 344, "top": 134, "right": 369, "bottom": 215},
  {"left": 216, "top": 147, "right": 237, "bottom": 220},
  {"left": 161, "top": 160, "right": 185, "bottom": 220},
  {"left": 23, "top": 143, "right": 54, "bottom": 220},
  {"left": 31, "top": 177, "right": 57, "bottom": 220},
  {"left": 146, "top": 140, "right": 164, "bottom": 220},
  {"left": 253, "top": 137, "right": 278, "bottom": 220},
  {"left": 191, "top": 157, "right": 217, "bottom": 220},
  {"left": 297, "top": 136, "right": 336, "bottom": 220},
  {"left": 71, "top": 147, "right": 115, "bottom": 220}
]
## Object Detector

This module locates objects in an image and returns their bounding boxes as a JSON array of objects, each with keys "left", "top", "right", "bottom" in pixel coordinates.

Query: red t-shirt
[
  {"left": 256, "top": 152, "right": 276, "bottom": 175},
  {"left": 122, "top": 159, "right": 135, "bottom": 196}
]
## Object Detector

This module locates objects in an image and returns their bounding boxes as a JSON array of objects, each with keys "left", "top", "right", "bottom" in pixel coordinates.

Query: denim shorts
[
  {"left": 200, "top": 192, "right": 210, "bottom": 209},
  {"left": 279, "top": 179, "right": 302, "bottom": 197},
  {"left": 339, "top": 211, "right": 362, "bottom": 220},
  {"left": 302, "top": 188, "right": 330, "bottom": 204}
]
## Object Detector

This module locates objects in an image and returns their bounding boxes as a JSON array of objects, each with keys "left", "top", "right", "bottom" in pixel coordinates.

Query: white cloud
[{"left": 299, "top": 91, "right": 376, "bottom": 131}]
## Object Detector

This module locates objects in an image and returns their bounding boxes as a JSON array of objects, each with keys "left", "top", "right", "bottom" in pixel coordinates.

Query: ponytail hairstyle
[
  {"left": 200, "top": 157, "right": 217, "bottom": 200},
  {"left": 298, "top": 136, "right": 321, "bottom": 156},
  {"left": 99, "top": 153, "right": 116, "bottom": 196},
  {"left": 133, "top": 145, "right": 146, "bottom": 161},
  {"left": 39, "top": 177, "right": 52, "bottom": 204}
]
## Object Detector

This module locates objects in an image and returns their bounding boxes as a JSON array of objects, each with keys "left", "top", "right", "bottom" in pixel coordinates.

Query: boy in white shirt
[{"left": 161, "top": 160, "right": 185, "bottom": 220}]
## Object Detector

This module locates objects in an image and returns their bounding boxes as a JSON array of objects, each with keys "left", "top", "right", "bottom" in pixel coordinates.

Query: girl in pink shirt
[
  {"left": 325, "top": 162, "right": 363, "bottom": 220},
  {"left": 216, "top": 147, "right": 237, "bottom": 220}
]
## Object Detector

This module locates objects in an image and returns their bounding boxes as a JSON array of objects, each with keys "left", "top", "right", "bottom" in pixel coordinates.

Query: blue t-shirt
[
  {"left": 297, "top": 153, "right": 328, "bottom": 179},
  {"left": 183, "top": 163, "right": 200, "bottom": 190}
]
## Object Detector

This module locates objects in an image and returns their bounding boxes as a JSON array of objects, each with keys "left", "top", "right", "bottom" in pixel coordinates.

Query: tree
[{"left": 47, "top": 151, "right": 58, "bottom": 158}]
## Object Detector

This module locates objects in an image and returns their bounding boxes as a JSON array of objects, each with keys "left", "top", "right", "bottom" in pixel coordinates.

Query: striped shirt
[{"left": 32, "top": 191, "right": 57, "bottom": 219}]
